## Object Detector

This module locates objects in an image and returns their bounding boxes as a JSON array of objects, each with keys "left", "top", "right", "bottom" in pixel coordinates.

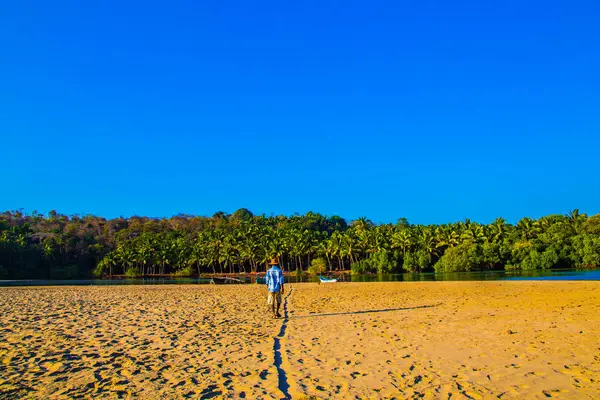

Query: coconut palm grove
[{"left": 1, "top": 208, "right": 599, "bottom": 280}]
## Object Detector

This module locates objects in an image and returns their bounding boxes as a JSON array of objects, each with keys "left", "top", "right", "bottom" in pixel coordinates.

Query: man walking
[{"left": 265, "top": 257, "right": 284, "bottom": 318}]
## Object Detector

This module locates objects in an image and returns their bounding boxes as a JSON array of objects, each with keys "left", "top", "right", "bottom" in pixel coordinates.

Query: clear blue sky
[{"left": 1, "top": 1, "right": 599, "bottom": 225}]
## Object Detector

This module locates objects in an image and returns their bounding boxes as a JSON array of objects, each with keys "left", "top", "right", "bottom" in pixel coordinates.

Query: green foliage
[
  {"left": 0, "top": 209, "right": 599, "bottom": 279},
  {"left": 571, "top": 235, "right": 600, "bottom": 268},
  {"left": 482, "top": 242, "right": 501, "bottom": 268},
  {"left": 434, "top": 242, "right": 483, "bottom": 273},
  {"left": 402, "top": 250, "right": 432, "bottom": 273},
  {"left": 510, "top": 241, "right": 535, "bottom": 265},
  {"left": 368, "top": 250, "right": 398, "bottom": 274},
  {"left": 396, "top": 218, "right": 410, "bottom": 228},
  {"left": 232, "top": 208, "right": 254, "bottom": 221},
  {"left": 481, "top": 241, "right": 511, "bottom": 269},
  {"left": 294, "top": 269, "right": 308, "bottom": 277},
  {"left": 350, "top": 260, "right": 374, "bottom": 275},
  {"left": 350, "top": 250, "right": 398, "bottom": 274},
  {"left": 172, "top": 265, "right": 195, "bottom": 277},
  {"left": 582, "top": 215, "right": 600, "bottom": 235},
  {"left": 125, "top": 268, "right": 141, "bottom": 278},
  {"left": 307, "top": 257, "right": 328, "bottom": 275},
  {"left": 519, "top": 248, "right": 559, "bottom": 270}
]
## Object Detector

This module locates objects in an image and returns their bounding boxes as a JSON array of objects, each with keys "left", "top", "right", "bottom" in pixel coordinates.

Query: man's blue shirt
[{"left": 266, "top": 265, "right": 284, "bottom": 292}]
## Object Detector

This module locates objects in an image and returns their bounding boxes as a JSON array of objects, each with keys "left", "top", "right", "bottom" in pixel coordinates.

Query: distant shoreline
[{"left": 97, "top": 270, "right": 352, "bottom": 279}]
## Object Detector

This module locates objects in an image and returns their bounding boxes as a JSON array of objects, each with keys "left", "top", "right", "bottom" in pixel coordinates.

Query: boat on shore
[
  {"left": 319, "top": 276, "right": 338, "bottom": 283},
  {"left": 210, "top": 277, "right": 244, "bottom": 285}
]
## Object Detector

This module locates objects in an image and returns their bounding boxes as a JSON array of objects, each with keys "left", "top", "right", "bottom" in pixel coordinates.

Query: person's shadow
[{"left": 289, "top": 303, "right": 440, "bottom": 319}]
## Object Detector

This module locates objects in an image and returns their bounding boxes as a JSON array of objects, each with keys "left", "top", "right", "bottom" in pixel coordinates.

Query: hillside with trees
[{"left": 1, "top": 209, "right": 599, "bottom": 279}]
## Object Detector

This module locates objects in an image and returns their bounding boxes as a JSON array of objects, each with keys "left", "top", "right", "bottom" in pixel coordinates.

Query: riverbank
[
  {"left": 101, "top": 269, "right": 352, "bottom": 278},
  {"left": 1, "top": 282, "right": 599, "bottom": 398},
  {"left": 4, "top": 268, "right": 600, "bottom": 287}
]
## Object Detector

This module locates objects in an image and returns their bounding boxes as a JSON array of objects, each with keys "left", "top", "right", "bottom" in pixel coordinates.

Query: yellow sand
[{"left": 1, "top": 282, "right": 599, "bottom": 399}]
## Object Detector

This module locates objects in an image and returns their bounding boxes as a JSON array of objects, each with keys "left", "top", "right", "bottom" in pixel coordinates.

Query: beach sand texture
[{"left": 1, "top": 282, "right": 599, "bottom": 399}]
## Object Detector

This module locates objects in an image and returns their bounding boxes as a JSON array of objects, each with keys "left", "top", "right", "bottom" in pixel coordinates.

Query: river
[{"left": 1, "top": 269, "right": 599, "bottom": 286}]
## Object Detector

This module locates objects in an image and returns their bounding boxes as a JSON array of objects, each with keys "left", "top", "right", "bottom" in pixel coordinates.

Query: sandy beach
[{"left": 1, "top": 282, "right": 599, "bottom": 399}]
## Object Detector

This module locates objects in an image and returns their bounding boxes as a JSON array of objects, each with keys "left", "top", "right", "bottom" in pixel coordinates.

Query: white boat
[
  {"left": 319, "top": 276, "right": 337, "bottom": 283},
  {"left": 210, "top": 277, "right": 244, "bottom": 285}
]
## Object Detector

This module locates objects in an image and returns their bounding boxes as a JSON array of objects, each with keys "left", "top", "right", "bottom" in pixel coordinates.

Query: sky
[{"left": 1, "top": 0, "right": 599, "bottom": 225}]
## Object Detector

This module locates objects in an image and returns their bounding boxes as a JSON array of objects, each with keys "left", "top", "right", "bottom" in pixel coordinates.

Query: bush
[
  {"left": 582, "top": 214, "right": 600, "bottom": 235},
  {"left": 520, "top": 248, "right": 559, "bottom": 270},
  {"left": 92, "top": 265, "right": 104, "bottom": 278},
  {"left": 403, "top": 250, "right": 432, "bottom": 273},
  {"left": 294, "top": 269, "right": 308, "bottom": 277},
  {"left": 125, "top": 267, "right": 140, "bottom": 278},
  {"left": 369, "top": 250, "right": 398, "bottom": 274},
  {"left": 571, "top": 235, "right": 600, "bottom": 268},
  {"left": 482, "top": 242, "right": 501, "bottom": 269},
  {"left": 172, "top": 265, "right": 195, "bottom": 277},
  {"left": 350, "top": 251, "right": 399, "bottom": 274},
  {"left": 307, "top": 258, "right": 328, "bottom": 275},
  {"left": 92, "top": 258, "right": 108, "bottom": 278},
  {"left": 510, "top": 241, "right": 534, "bottom": 265},
  {"left": 350, "top": 260, "right": 374, "bottom": 275},
  {"left": 434, "top": 242, "right": 483, "bottom": 273}
]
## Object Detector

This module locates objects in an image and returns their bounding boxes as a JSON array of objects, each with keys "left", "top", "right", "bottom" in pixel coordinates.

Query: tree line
[{"left": 1, "top": 208, "right": 599, "bottom": 279}]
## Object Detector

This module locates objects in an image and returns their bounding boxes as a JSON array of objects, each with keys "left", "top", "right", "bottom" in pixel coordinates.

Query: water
[
  {"left": 0, "top": 269, "right": 598, "bottom": 287},
  {"left": 0, "top": 278, "right": 215, "bottom": 287},
  {"left": 505, "top": 269, "right": 600, "bottom": 281},
  {"left": 287, "top": 269, "right": 600, "bottom": 283}
]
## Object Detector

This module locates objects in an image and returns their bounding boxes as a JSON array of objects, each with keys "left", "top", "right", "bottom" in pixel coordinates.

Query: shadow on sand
[
  {"left": 289, "top": 303, "right": 441, "bottom": 319},
  {"left": 273, "top": 287, "right": 292, "bottom": 399}
]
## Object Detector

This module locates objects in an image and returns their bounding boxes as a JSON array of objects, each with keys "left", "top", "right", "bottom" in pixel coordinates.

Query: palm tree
[
  {"left": 392, "top": 229, "right": 412, "bottom": 257},
  {"left": 156, "top": 239, "right": 171, "bottom": 275},
  {"left": 461, "top": 223, "right": 486, "bottom": 244},
  {"left": 238, "top": 223, "right": 259, "bottom": 272},
  {"left": 352, "top": 217, "right": 373, "bottom": 234},
  {"left": 330, "top": 231, "right": 344, "bottom": 270},
  {"left": 373, "top": 225, "right": 392, "bottom": 252},
  {"left": 219, "top": 235, "right": 237, "bottom": 274},
  {"left": 516, "top": 217, "right": 538, "bottom": 241},
  {"left": 342, "top": 231, "right": 359, "bottom": 266},
  {"left": 257, "top": 226, "right": 280, "bottom": 271},
  {"left": 490, "top": 217, "right": 508, "bottom": 243},
  {"left": 567, "top": 209, "right": 587, "bottom": 233},
  {"left": 189, "top": 239, "right": 206, "bottom": 275},
  {"left": 96, "top": 252, "right": 116, "bottom": 277},
  {"left": 418, "top": 227, "right": 437, "bottom": 259},
  {"left": 317, "top": 238, "right": 335, "bottom": 271},
  {"left": 173, "top": 237, "right": 190, "bottom": 271},
  {"left": 435, "top": 227, "right": 459, "bottom": 249},
  {"left": 287, "top": 229, "right": 309, "bottom": 271}
]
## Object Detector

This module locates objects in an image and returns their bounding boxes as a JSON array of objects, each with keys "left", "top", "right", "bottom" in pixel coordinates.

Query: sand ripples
[{"left": 1, "top": 282, "right": 600, "bottom": 399}]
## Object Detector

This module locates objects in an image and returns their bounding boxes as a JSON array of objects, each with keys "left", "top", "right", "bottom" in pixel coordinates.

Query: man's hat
[{"left": 268, "top": 257, "right": 279, "bottom": 265}]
